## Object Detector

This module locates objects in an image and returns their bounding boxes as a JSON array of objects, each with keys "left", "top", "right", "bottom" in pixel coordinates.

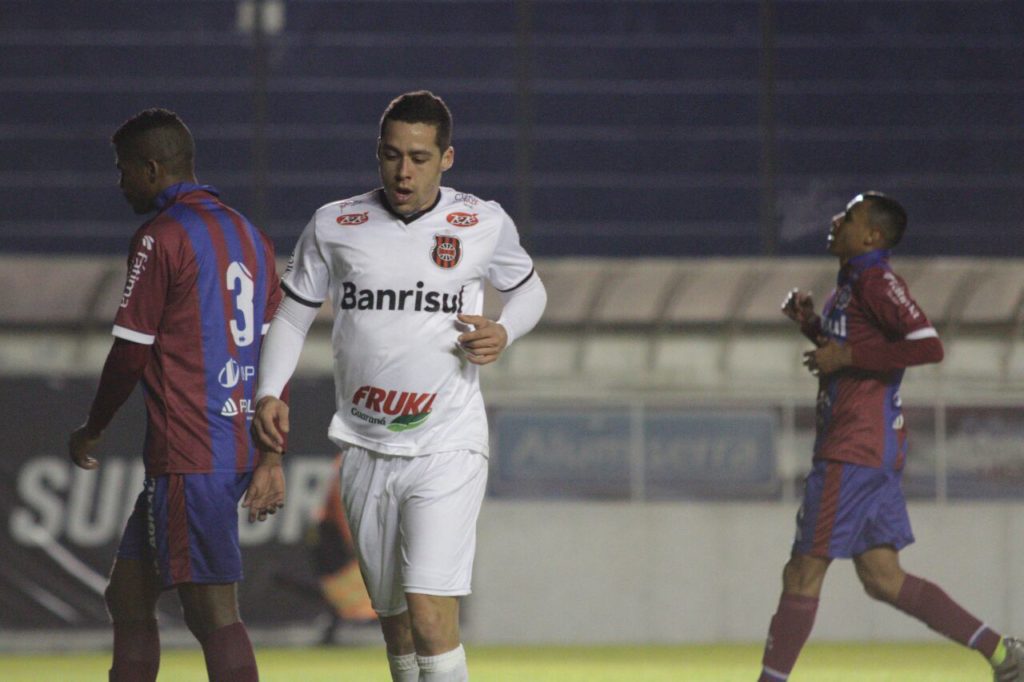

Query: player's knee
[
  {"left": 179, "top": 585, "right": 241, "bottom": 642},
  {"left": 860, "top": 576, "right": 888, "bottom": 602},
  {"left": 380, "top": 613, "right": 415, "bottom": 655},
  {"left": 857, "top": 569, "right": 901, "bottom": 603},
  {"left": 410, "top": 607, "right": 443, "bottom": 640},
  {"left": 181, "top": 606, "right": 208, "bottom": 641},
  {"left": 105, "top": 578, "right": 148, "bottom": 621},
  {"left": 409, "top": 606, "right": 458, "bottom": 653},
  {"left": 103, "top": 581, "right": 124, "bottom": 619},
  {"left": 181, "top": 604, "right": 238, "bottom": 642},
  {"left": 781, "top": 557, "right": 825, "bottom": 596}
]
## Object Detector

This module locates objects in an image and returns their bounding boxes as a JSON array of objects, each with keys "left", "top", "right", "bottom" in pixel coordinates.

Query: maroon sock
[
  {"left": 894, "top": 574, "right": 1001, "bottom": 658},
  {"left": 110, "top": 619, "right": 160, "bottom": 682},
  {"left": 759, "top": 593, "right": 819, "bottom": 681},
  {"left": 201, "top": 621, "right": 259, "bottom": 682}
]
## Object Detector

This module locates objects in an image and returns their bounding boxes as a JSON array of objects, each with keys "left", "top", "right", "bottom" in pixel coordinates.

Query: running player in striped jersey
[
  {"left": 68, "top": 109, "right": 283, "bottom": 682},
  {"left": 757, "top": 192, "right": 1023, "bottom": 682}
]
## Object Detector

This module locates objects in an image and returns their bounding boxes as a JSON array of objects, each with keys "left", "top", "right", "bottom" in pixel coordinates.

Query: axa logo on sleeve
[
  {"left": 446, "top": 212, "right": 478, "bottom": 227},
  {"left": 338, "top": 281, "right": 464, "bottom": 313},
  {"left": 119, "top": 250, "right": 150, "bottom": 307},
  {"left": 349, "top": 385, "right": 437, "bottom": 432},
  {"left": 337, "top": 212, "right": 369, "bottom": 226}
]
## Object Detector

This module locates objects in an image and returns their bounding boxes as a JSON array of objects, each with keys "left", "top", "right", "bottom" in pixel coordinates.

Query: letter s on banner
[{"left": 11, "top": 457, "right": 70, "bottom": 545}]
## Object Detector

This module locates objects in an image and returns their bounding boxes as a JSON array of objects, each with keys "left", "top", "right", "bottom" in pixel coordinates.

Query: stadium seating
[{"left": 1, "top": 0, "right": 1021, "bottom": 256}]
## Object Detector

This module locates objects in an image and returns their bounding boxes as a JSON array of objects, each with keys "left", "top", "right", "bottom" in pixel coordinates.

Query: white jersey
[{"left": 282, "top": 187, "right": 535, "bottom": 457}]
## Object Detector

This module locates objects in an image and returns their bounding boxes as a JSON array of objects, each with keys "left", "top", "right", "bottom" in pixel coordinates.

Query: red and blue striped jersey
[
  {"left": 813, "top": 249, "right": 938, "bottom": 469},
  {"left": 112, "top": 183, "right": 281, "bottom": 475}
]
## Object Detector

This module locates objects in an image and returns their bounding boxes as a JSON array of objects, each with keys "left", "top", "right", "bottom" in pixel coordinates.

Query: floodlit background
[{"left": 2, "top": 0, "right": 1023, "bottom": 676}]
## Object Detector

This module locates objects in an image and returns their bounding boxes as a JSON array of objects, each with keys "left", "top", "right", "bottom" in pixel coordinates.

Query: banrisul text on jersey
[{"left": 338, "top": 281, "right": 465, "bottom": 313}]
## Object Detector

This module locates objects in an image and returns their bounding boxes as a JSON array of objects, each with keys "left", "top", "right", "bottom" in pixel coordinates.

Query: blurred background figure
[{"left": 309, "top": 452, "right": 378, "bottom": 641}]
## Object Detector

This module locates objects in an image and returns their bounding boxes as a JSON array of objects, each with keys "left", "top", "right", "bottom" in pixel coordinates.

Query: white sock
[
  {"left": 388, "top": 652, "right": 419, "bottom": 682},
  {"left": 416, "top": 644, "right": 468, "bottom": 681}
]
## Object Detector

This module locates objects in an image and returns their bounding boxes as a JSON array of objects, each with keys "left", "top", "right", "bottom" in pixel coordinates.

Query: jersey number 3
[{"left": 227, "top": 261, "right": 255, "bottom": 347}]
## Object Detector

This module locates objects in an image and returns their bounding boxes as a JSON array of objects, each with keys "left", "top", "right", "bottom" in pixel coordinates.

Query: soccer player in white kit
[{"left": 251, "top": 91, "right": 547, "bottom": 681}]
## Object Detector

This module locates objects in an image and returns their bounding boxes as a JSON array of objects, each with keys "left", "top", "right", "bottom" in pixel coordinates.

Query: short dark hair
[
  {"left": 379, "top": 91, "right": 453, "bottom": 151},
  {"left": 858, "top": 191, "right": 907, "bottom": 247},
  {"left": 111, "top": 108, "right": 195, "bottom": 175}
]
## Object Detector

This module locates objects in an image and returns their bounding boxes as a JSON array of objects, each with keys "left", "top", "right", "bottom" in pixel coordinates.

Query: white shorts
[{"left": 340, "top": 446, "right": 488, "bottom": 617}]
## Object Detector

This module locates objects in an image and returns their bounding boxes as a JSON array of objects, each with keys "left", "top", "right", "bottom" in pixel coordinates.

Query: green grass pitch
[{"left": 0, "top": 642, "right": 991, "bottom": 681}]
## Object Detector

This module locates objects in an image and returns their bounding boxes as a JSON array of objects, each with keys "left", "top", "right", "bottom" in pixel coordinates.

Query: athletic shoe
[{"left": 994, "top": 637, "right": 1024, "bottom": 682}]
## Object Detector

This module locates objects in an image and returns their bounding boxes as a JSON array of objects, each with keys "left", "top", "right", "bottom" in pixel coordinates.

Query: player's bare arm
[
  {"left": 457, "top": 313, "right": 508, "bottom": 365},
  {"left": 251, "top": 396, "right": 289, "bottom": 454},
  {"left": 69, "top": 338, "right": 149, "bottom": 471},
  {"left": 803, "top": 338, "right": 853, "bottom": 375},
  {"left": 241, "top": 450, "right": 286, "bottom": 522}
]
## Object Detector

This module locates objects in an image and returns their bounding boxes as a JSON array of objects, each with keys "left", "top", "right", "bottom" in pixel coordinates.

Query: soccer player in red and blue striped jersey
[
  {"left": 68, "top": 109, "right": 283, "bottom": 682},
  {"left": 757, "top": 193, "right": 1023, "bottom": 682}
]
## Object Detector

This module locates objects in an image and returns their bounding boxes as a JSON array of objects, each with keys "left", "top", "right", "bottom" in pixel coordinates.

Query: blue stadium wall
[{"left": 1, "top": 0, "right": 1022, "bottom": 257}]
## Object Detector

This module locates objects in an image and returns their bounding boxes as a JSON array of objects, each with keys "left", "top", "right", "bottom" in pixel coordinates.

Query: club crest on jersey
[
  {"left": 430, "top": 235, "right": 462, "bottom": 269},
  {"left": 834, "top": 285, "right": 853, "bottom": 310},
  {"left": 446, "top": 212, "right": 478, "bottom": 227},
  {"left": 337, "top": 212, "right": 369, "bottom": 226}
]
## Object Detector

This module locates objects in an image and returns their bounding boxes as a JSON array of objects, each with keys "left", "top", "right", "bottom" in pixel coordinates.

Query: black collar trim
[{"left": 378, "top": 188, "right": 442, "bottom": 224}]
